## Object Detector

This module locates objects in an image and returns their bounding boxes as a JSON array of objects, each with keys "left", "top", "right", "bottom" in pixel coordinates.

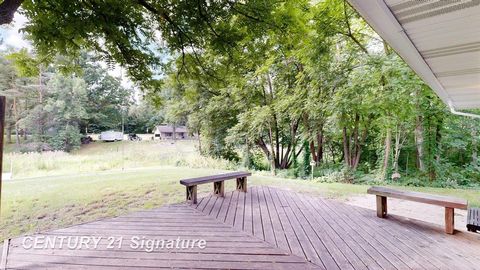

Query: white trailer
[{"left": 99, "top": 131, "right": 124, "bottom": 142}]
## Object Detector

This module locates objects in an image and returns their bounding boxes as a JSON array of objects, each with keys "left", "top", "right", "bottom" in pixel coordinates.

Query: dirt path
[{"left": 345, "top": 195, "right": 468, "bottom": 231}]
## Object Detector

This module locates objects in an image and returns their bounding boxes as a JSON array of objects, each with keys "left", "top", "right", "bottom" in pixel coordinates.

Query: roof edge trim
[{"left": 347, "top": 0, "right": 455, "bottom": 108}]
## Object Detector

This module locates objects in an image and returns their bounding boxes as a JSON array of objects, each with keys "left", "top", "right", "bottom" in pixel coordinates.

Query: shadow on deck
[{"left": 2, "top": 186, "right": 480, "bottom": 269}]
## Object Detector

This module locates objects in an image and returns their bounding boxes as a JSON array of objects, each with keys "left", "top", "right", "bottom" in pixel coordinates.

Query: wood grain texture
[
  {"left": 180, "top": 171, "right": 251, "bottom": 186},
  {"left": 6, "top": 204, "right": 319, "bottom": 270},
  {"left": 367, "top": 186, "right": 468, "bottom": 209},
  {"left": 195, "top": 186, "right": 480, "bottom": 270},
  {"left": 467, "top": 207, "right": 479, "bottom": 229},
  {"left": 445, "top": 207, "right": 454, "bottom": 234},
  {"left": 4, "top": 186, "right": 479, "bottom": 270},
  {"left": 0, "top": 96, "right": 5, "bottom": 215},
  {"left": 0, "top": 239, "right": 9, "bottom": 270},
  {"left": 376, "top": 195, "right": 387, "bottom": 218}
]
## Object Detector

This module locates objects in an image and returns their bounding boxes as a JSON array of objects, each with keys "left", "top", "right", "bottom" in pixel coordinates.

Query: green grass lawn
[
  {"left": 2, "top": 140, "right": 228, "bottom": 179},
  {"left": 2, "top": 165, "right": 479, "bottom": 241},
  {"left": 1, "top": 140, "right": 479, "bottom": 241}
]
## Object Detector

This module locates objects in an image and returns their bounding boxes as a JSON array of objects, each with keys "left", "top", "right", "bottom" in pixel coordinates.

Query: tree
[
  {"left": 2, "top": 0, "right": 477, "bottom": 185},
  {"left": 1, "top": 0, "right": 283, "bottom": 92},
  {"left": 44, "top": 74, "right": 88, "bottom": 151},
  {"left": 79, "top": 55, "right": 133, "bottom": 133},
  {"left": 1, "top": 49, "right": 133, "bottom": 151},
  {"left": 0, "top": 0, "right": 23, "bottom": 25}
]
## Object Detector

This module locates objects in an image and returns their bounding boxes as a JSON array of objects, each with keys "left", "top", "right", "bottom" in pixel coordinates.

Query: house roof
[
  {"left": 155, "top": 125, "right": 188, "bottom": 133},
  {"left": 347, "top": 0, "right": 480, "bottom": 109}
]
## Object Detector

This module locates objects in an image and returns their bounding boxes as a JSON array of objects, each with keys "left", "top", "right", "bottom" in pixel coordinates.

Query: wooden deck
[
  {"left": 193, "top": 186, "right": 480, "bottom": 270},
  {"left": 2, "top": 186, "right": 480, "bottom": 269}
]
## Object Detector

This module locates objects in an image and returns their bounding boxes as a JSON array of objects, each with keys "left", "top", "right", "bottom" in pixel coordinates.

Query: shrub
[
  {"left": 19, "top": 142, "right": 52, "bottom": 153},
  {"left": 48, "top": 125, "right": 83, "bottom": 152}
]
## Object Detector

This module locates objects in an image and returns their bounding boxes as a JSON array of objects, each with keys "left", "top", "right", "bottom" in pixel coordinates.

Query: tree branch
[
  {"left": 342, "top": 0, "right": 369, "bottom": 55},
  {"left": 0, "top": 0, "right": 23, "bottom": 25}
]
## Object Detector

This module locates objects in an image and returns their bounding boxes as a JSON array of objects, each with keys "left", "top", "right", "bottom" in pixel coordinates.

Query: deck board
[
  {"left": 327, "top": 198, "right": 450, "bottom": 269},
  {"left": 3, "top": 185, "right": 480, "bottom": 270},
  {"left": 4, "top": 203, "right": 319, "bottom": 270},
  {"left": 195, "top": 186, "right": 480, "bottom": 270}
]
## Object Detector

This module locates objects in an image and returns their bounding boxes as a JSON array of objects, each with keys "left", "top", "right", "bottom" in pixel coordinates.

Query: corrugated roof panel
[{"left": 349, "top": 0, "right": 480, "bottom": 109}]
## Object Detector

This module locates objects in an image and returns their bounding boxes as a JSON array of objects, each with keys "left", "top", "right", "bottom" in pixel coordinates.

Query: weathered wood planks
[
  {"left": 180, "top": 171, "right": 251, "bottom": 204},
  {"left": 367, "top": 186, "right": 468, "bottom": 209},
  {"left": 195, "top": 185, "right": 480, "bottom": 270},
  {"left": 368, "top": 186, "right": 468, "bottom": 234},
  {"left": 5, "top": 203, "right": 319, "bottom": 270},
  {"left": 4, "top": 186, "right": 479, "bottom": 270},
  {"left": 467, "top": 207, "right": 479, "bottom": 232}
]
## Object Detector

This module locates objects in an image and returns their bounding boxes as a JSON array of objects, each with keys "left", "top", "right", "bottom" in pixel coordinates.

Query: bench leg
[
  {"left": 213, "top": 181, "right": 225, "bottom": 197},
  {"left": 445, "top": 207, "right": 454, "bottom": 234},
  {"left": 376, "top": 195, "right": 387, "bottom": 218},
  {"left": 186, "top": 185, "right": 198, "bottom": 204},
  {"left": 236, "top": 177, "right": 247, "bottom": 192}
]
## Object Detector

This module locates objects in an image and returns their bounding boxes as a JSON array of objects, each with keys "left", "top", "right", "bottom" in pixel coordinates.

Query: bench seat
[
  {"left": 467, "top": 207, "right": 479, "bottom": 233},
  {"left": 180, "top": 171, "right": 251, "bottom": 204},
  {"left": 367, "top": 186, "right": 468, "bottom": 234}
]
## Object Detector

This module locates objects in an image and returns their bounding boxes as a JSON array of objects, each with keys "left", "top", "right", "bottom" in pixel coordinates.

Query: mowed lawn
[
  {"left": 2, "top": 167, "right": 480, "bottom": 241},
  {"left": 1, "top": 140, "right": 479, "bottom": 240}
]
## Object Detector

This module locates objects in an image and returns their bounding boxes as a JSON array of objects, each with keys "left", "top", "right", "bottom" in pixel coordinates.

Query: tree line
[
  {"left": 0, "top": 0, "right": 478, "bottom": 185},
  {"left": 154, "top": 0, "right": 479, "bottom": 185},
  {"left": 0, "top": 51, "right": 163, "bottom": 152}
]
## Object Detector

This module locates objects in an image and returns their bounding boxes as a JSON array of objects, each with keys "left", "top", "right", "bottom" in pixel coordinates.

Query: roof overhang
[{"left": 347, "top": 0, "right": 480, "bottom": 110}]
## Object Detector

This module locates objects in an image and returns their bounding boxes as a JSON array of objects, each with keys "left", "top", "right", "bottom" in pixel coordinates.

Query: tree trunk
[
  {"left": 393, "top": 129, "right": 402, "bottom": 174},
  {"left": 38, "top": 66, "right": 43, "bottom": 104},
  {"left": 267, "top": 125, "right": 276, "bottom": 174},
  {"left": 197, "top": 131, "right": 202, "bottom": 153},
  {"left": 472, "top": 126, "right": 478, "bottom": 168},
  {"left": 415, "top": 116, "right": 425, "bottom": 172},
  {"left": 316, "top": 130, "right": 324, "bottom": 164},
  {"left": 274, "top": 115, "right": 280, "bottom": 166},
  {"left": 352, "top": 128, "right": 367, "bottom": 170},
  {"left": 6, "top": 123, "right": 11, "bottom": 144},
  {"left": 342, "top": 126, "right": 350, "bottom": 167},
  {"left": 6, "top": 99, "right": 12, "bottom": 144},
  {"left": 435, "top": 120, "right": 443, "bottom": 163},
  {"left": 309, "top": 140, "right": 317, "bottom": 163},
  {"left": 0, "top": 0, "right": 24, "bottom": 25},
  {"left": 257, "top": 137, "right": 271, "bottom": 161},
  {"left": 279, "top": 119, "right": 298, "bottom": 169},
  {"left": 381, "top": 128, "right": 392, "bottom": 180},
  {"left": 414, "top": 87, "right": 425, "bottom": 172}
]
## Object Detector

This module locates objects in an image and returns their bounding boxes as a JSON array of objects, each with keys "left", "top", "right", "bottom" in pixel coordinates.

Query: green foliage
[
  {"left": 0, "top": 50, "right": 136, "bottom": 152},
  {"left": 2, "top": 0, "right": 479, "bottom": 187},
  {"left": 5, "top": 48, "right": 39, "bottom": 77},
  {"left": 48, "top": 125, "right": 83, "bottom": 152},
  {"left": 302, "top": 140, "right": 311, "bottom": 177},
  {"left": 43, "top": 74, "right": 88, "bottom": 151},
  {"left": 79, "top": 54, "right": 133, "bottom": 133}
]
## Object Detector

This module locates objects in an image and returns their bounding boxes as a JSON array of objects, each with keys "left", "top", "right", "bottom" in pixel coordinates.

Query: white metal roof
[{"left": 347, "top": 0, "right": 480, "bottom": 109}]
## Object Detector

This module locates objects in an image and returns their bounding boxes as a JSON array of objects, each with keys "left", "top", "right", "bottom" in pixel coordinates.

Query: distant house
[{"left": 153, "top": 125, "right": 189, "bottom": 140}]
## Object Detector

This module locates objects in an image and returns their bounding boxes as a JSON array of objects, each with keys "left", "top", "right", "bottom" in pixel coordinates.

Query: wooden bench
[
  {"left": 179, "top": 171, "right": 251, "bottom": 204},
  {"left": 367, "top": 186, "right": 468, "bottom": 234},
  {"left": 467, "top": 207, "right": 479, "bottom": 233}
]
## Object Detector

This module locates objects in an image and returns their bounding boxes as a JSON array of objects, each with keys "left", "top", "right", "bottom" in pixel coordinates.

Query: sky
[
  {"left": 0, "top": 13, "right": 134, "bottom": 90},
  {"left": 0, "top": 13, "right": 30, "bottom": 50}
]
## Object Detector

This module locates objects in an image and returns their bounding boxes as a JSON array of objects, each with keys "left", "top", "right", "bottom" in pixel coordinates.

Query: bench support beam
[
  {"left": 445, "top": 207, "right": 454, "bottom": 234},
  {"left": 213, "top": 181, "right": 225, "bottom": 197},
  {"left": 236, "top": 177, "right": 247, "bottom": 192},
  {"left": 376, "top": 195, "right": 387, "bottom": 218},
  {"left": 186, "top": 185, "right": 198, "bottom": 204},
  {"left": 368, "top": 186, "right": 467, "bottom": 235}
]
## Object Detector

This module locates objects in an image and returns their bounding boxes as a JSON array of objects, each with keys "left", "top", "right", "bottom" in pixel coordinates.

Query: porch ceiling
[{"left": 347, "top": 0, "right": 480, "bottom": 109}]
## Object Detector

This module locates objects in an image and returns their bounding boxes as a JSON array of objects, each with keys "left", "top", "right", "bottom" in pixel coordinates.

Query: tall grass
[{"left": 2, "top": 140, "right": 236, "bottom": 179}]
